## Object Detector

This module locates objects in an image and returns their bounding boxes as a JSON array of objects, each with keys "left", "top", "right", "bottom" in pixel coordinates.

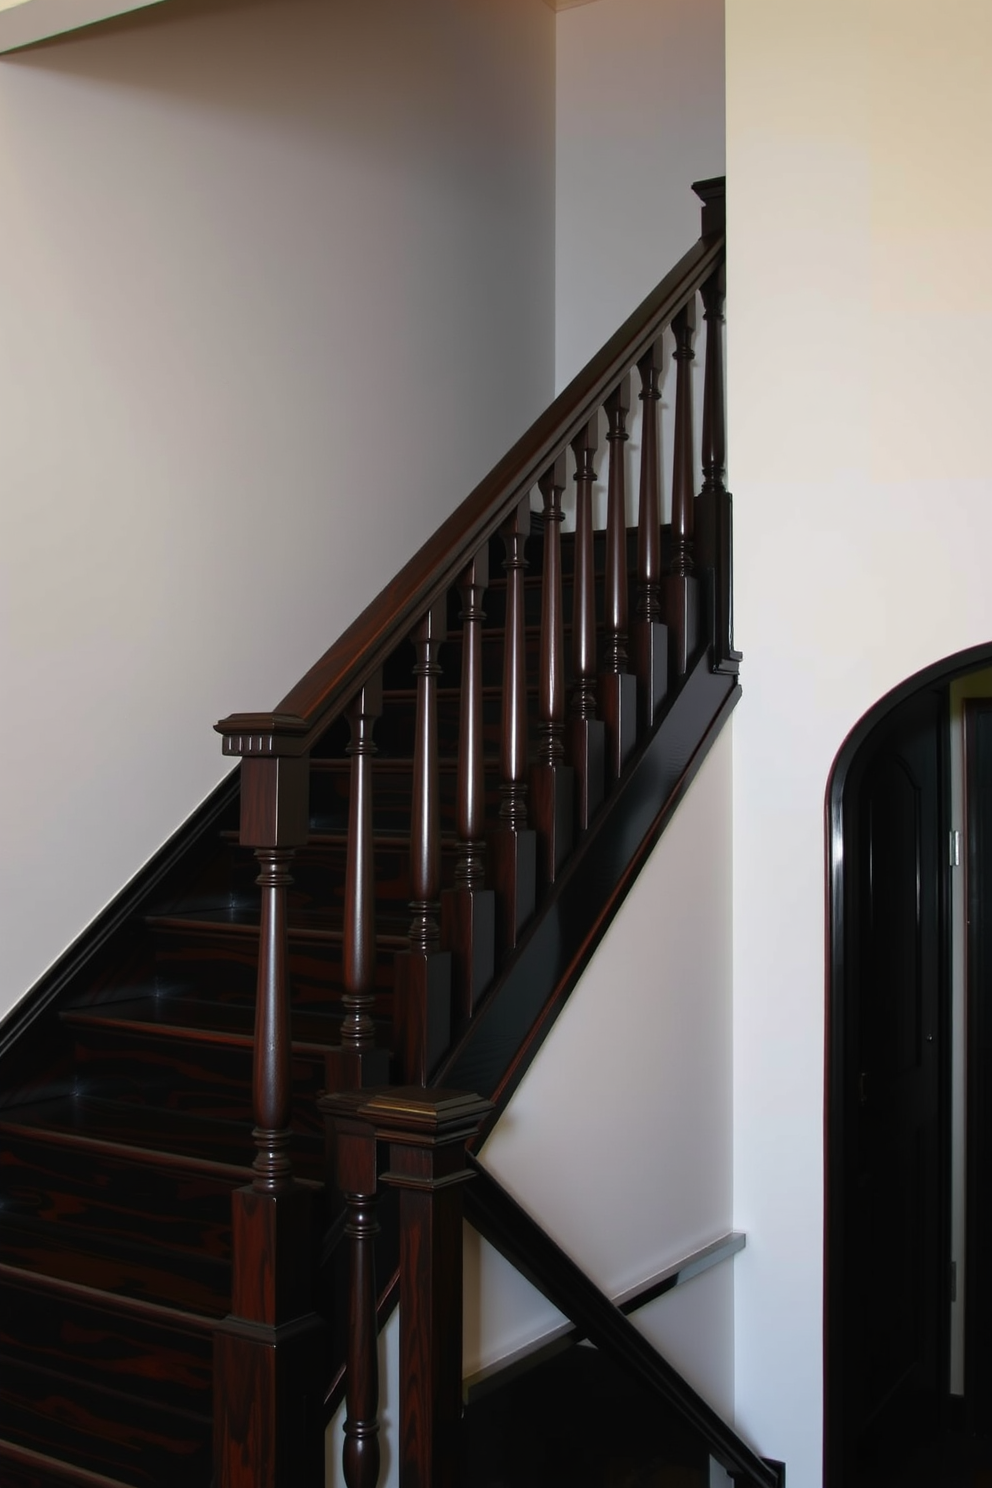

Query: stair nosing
[
  {"left": 0, "top": 1255, "right": 222, "bottom": 1330},
  {"left": 0, "top": 1436, "right": 134, "bottom": 1488}
]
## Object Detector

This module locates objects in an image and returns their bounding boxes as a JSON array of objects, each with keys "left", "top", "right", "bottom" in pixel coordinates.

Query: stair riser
[
  {"left": 0, "top": 1136, "right": 236, "bottom": 1260},
  {"left": 0, "top": 1278, "right": 213, "bottom": 1414},
  {"left": 144, "top": 926, "right": 398, "bottom": 1017}
]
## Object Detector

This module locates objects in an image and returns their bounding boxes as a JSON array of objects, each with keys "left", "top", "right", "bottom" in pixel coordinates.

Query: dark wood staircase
[{"left": 0, "top": 178, "right": 780, "bottom": 1488}]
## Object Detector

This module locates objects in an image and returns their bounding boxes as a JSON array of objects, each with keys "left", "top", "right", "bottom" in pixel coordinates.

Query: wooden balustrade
[
  {"left": 441, "top": 549, "right": 496, "bottom": 1026},
  {"left": 599, "top": 377, "right": 638, "bottom": 783},
  {"left": 394, "top": 603, "right": 452, "bottom": 1086},
  {"left": 215, "top": 177, "right": 729, "bottom": 1488},
  {"left": 214, "top": 753, "right": 324, "bottom": 1488},
  {"left": 567, "top": 417, "right": 606, "bottom": 831},
  {"left": 662, "top": 297, "right": 700, "bottom": 678},
  {"left": 530, "top": 453, "right": 574, "bottom": 883},
  {"left": 489, "top": 496, "right": 537, "bottom": 954},
  {"left": 630, "top": 338, "right": 669, "bottom": 731}
]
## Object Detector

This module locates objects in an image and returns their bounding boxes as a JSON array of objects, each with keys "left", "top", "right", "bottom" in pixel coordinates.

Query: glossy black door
[{"left": 843, "top": 687, "right": 946, "bottom": 1468}]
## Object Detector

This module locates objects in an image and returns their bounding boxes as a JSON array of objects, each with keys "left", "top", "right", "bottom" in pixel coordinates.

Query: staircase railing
[{"left": 211, "top": 177, "right": 757, "bottom": 1487}]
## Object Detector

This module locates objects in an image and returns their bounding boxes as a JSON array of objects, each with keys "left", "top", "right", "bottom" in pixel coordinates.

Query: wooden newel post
[
  {"left": 567, "top": 417, "right": 606, "bottom": 831},
  {"left": 630, "top": 338, "right": 669, "bottom": 730},
  {"left": 394, "top": 603, "right": 452, "bottom": 1086},
  {"left": 488, "top": 495, "right": 537, "bottom": 955},
  {"left": 441, "top": 547, "right": 496, "bottom": 1026},
  {"left": 214, "top": 750, "right": 324, "bottom": 1488},
  {"left": 364, "top": 1087, "right": 493, "bottom": 1488},
  {"left": 692, "top": 175, "right": 740, "bottom": 675},
  {"left": 530, "top": 452, "right": 574, "bottom": 884},
  {"left": 598, "top": 377, "right": 638, "bottom": 784}
]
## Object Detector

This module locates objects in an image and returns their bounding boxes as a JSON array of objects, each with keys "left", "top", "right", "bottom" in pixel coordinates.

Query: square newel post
[
  {"left": 210, "top": 742, "right": 325, "bottom": 1488},
  {"left": 361, "top": 1087, "right": 493, "bottom": 1488}
]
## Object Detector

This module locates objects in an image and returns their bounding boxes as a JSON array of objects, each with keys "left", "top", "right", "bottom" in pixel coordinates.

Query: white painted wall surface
[
  {"left": 0, "top": 0, "right": 166, "bottom": 54},
  {"left": 0, "top": 0, "right": 555, "bottom": 1018},
  {"left": 727, "top": 3, "right": 992, "bottom": 1481},
  {"left": 554, "top": 0, "right": 725, "bottom": 390},
  {"left": 481, "top": 722, "right": 736, "bottom": 1414}
]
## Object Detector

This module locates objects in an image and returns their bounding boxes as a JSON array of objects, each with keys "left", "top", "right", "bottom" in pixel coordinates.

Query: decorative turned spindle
[
  {"left": 394, "top": 603, "right": 452, "bottom": 1086},
  {"left": 252, "top": 845, "right": 296, "bottom": 1192},
  {"left": 489, "top": 496, "right": 537, "bottom": 955},
  {"left": 324, "top": 1101, "right": 381, "bottom": 1488},
  {"left": 598, "top": 378, "right": 638, "bottom": 783},
  {"left": 567, "top": 418, "right": 606, "bottom": 830},
  {"left": 701, "top": 263, "right": 727, "bottom": 500},
  {"left": 327, "top": 675, "right": 390, "bottom": 1094},
  {"left": 630, "top": 340, "right": 669, "bottom": 730},
  {"left": 530, "top": 453, "right": 574, "bottom": 883},
  {"left": 214, "top": 751, "right": 324, "bottom": 1488},
  {"left": 441, "top": 548, "right": 495, "bottom": 1024},
  {"left": 662, "top": 297, "right": 700, "bottom": 677}
]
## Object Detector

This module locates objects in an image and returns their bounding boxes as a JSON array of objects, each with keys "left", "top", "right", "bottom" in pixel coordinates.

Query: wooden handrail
[{"left": 215, "top": 225, "right": 724, "bottom": 758}]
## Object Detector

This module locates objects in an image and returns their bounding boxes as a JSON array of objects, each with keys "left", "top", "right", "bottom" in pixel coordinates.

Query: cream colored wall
[
  {"left": 727, "top": 3, "right": 992, "bottom": 1481},
  {"left": 0, "top": 1, "right": 166, "bottom": 54},
  {"left": 555, "top": 0, "right": 725, "bottom": 390},
  {"left": 0, "top": 0, "right": 555, "bottom": 1019}
]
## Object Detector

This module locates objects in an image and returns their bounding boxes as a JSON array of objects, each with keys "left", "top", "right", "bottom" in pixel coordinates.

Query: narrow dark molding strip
[
  {"left": 462, "top": 1231, "right": 746, "bottom": 1402},
  {"left": 464, "top": 1165, "right": 782, "bottom": 1488}
]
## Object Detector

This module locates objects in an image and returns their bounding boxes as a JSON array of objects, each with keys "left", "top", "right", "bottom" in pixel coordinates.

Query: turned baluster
[
  {"left": 530, "top": 453, "right": 574, "bottom": 884},
  {"left": 441, "top": 550, "right": 495, "bottom": 1025},
  {"left": 598, "top": 378, "right": 638, "bottom": 783},
  {"left": 488, "top": 496, "right": 537, "bottom": 955},
  {"left": 567, "top": 418, "right": 606, "bottom": 830},
  {"left": 322, "top": 1096, "right": 381, "bottom": 1488},
  {"left": 630, "top": 339, "right": 669, "bottom": 730},
  {"left": 394, "top": 603, "right": 452, "bottom": 1086},
  {"left": 662, "top": 297, "right": 700, "bottom": 677},
  {"left": 214, "top": 751, "right": 324, "bottom": 1488},
  {"left": 327, "top": 676, "right": 390, "bottom": 1094}
]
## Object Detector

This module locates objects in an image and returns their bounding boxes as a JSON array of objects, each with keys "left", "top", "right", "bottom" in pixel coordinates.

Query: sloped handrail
[{"left": 215, "top": 196, "right": 724, "bottom": 759}]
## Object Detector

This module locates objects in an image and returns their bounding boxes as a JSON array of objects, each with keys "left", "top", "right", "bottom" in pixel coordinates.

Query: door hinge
[{"left": 950, "top": 829, "right": 961, "bottom": 867}]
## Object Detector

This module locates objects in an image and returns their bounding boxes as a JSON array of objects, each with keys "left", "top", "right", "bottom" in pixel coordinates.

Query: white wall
[
  {"left": 727, "top": 3, "right": 992, "bottom": 1482},
  {"left": 555, "top": 0, "right": 725, "bottom": 390},
  {"left": 0, "top": 0, "right": 555, "bottom": 1018},
  {"left": 481, "top": 722, "right": 736, "bottom": 1415}
]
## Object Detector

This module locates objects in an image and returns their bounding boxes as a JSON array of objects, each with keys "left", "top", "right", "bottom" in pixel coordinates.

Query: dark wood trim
[
  {"left": 823, "top": 643, "right": 992, "bottom": 1487},
  {"left": 439, "top": 641, "right": 740, "bottom": 1134},
  {"left": 216, "top": 227, "right": 724, "bottom": 756},
  {"left": 464, "top": 1164, "right": 782, "bottom": 1488}
]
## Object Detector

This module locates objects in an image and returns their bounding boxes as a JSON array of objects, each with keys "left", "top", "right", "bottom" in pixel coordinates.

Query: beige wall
[
  {"left": 0, "top": 0, "right": 555, "bottom": 1017},
  {"left": 727, "top": 2, "right": 992, "bottom": 1481}
]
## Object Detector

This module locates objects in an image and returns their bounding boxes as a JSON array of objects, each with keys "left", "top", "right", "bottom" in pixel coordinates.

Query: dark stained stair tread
[
  {"left": 0, "top": 1437, "right": 136, "bottom": 1488},
  {"left": 0, "top": 1355, "right": 211, "bottom": 1488},
  {"left": 0, "top": 1214, "right": 230, "bottom": 1319}
]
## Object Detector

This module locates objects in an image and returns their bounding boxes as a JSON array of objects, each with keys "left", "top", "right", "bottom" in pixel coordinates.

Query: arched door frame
[{"left": 824, "top": 639, "right": 992, "bottom": 1487}]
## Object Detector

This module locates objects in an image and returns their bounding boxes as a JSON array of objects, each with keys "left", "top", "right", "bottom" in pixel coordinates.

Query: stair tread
[
  {"left": 62, "top": 994, "right": 349, "bottom": 1047},
  {"left": 0, "top": 1214, "right": 229, "bottom": 1320},
  {"left": 0, "top": 1434, "right": 135, "bottom": 1488},
  {"left": 144, "top": 906, "right": 410, "bottom": 946},
  {"left": 0, "top": 1095, "right": 264, "bottom": 1177},
  {"left": 0, "top": 1353, "right": 211, "bottom": 1488}
]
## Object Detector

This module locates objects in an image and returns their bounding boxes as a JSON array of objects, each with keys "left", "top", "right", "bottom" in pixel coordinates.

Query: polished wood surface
[
  {"left": 631, "top": 339, "right": 669, "bottom": 730},
  {"left": 599, "top": 378, "right": 638, "bottom": 782},
  {"left": 567, "top": 418, "right": 606, "bottom": 831},
  {"left": 663, "top": 297, "right": 699, "bottom": 678}
]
